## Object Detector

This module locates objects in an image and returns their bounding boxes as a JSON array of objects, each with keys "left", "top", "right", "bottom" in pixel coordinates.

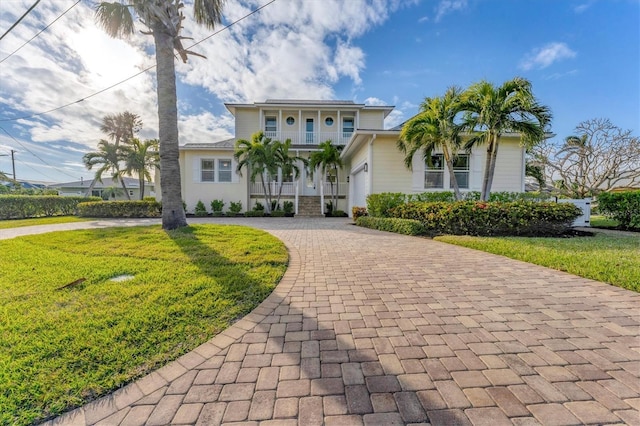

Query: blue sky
[{"left": 0, "top": 0, "right": 638, "bottom": 183}]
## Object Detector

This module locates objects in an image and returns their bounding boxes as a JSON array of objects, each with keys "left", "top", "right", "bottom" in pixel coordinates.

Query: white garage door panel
[{"left": 352, "top": 170, "right": 366, "bottom": 208}]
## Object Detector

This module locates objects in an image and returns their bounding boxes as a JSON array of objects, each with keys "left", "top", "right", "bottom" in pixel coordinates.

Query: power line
[
  {"left": 0, "top": 126, "right": 77, "bottom": 178},
  {"left": 0, "top": 0, "right": 277, "bottom": 122},
  {"left": 0, "top": 0, "right": 42, "bottom": 41},
  {"left": 0, "top": 0, "right": 82, "bottom": 64}
]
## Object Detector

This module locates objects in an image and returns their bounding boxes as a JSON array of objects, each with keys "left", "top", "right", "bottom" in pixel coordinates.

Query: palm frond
[{"left": 95, "top": 2, "right": 135, "bottom": 39}]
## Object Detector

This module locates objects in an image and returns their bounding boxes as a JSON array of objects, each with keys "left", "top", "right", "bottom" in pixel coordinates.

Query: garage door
[{"left": 352, "top": 170, "right": 366, "bottom": 208}]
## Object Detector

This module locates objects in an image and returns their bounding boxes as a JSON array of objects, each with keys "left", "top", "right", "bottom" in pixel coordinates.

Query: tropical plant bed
[
  {"left": 0, "top": 225, "right": 288, "bottom": 426},
  {"left": 434, "top": 233, "right": 640, "bottom": 292},
  {"left": 590, "top": 215, "right": 638, "bottom": 232},
  {"left": 0, "top": 216, "right": 91, "bottom": 229}
]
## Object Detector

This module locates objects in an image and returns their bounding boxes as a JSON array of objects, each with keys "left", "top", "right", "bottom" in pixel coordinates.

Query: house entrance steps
[{"left": 296, "top": 196, "right": 323, "bottom": 217}]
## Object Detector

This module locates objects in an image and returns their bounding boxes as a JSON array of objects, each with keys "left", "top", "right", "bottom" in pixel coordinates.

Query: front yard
[
  {"left": 0, "top": 224, "right": 287, "bottom": 426},
  {"left": 435, "top": 233, "right": 640, "bottom": 292},
  {"left": 0, "top": 216, "right": 90, "bottom": 229}
]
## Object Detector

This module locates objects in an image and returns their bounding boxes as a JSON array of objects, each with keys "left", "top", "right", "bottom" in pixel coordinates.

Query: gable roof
[
  {"left": 180, "top": 138, "right": 236, "bottom": 151},
  {"left": 52, "top": 177, "right": 152, "bottom": 189}
]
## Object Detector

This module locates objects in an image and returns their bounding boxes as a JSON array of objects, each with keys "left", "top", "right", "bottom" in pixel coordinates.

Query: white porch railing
[
  {"left": 250, "top": 181, "right": 296, "bottom": 196},
  {"left": 264, "top": 131, "right": 353, "bottom": 145},
  {"left": 320, "top": 180, "right": 348, "bottom": 214}
]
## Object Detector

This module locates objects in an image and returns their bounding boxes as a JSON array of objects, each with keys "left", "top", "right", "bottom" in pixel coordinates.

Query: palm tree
[
  {"left": 122, "top": 138, "right": 159, "bottom": 199},
  {"left": 557, "top": 134, "right": 589, "bottom": 197},
  {"left": 235, "top": 132, "right": 280, "bottom": 213},
  {"left": 273, "top": 139, "right": 308, "bottom": 210},
  {"left": 398, "top": 86, "right": 464, "bottom": 200},
  {"left": 309, "top": 140, "right": 343, "bottom": 212},
  {"left": 96, "top": 0, "right": 225, "bottom": 229},
  {"left": 83, "top": 139, "right": 130, "bottom": 199},
  {"left": 100, "top": 111, "right": 142, "bottom": 146},
  {"left": 458, "top": 77, "right": 552, "bottom": 201}
]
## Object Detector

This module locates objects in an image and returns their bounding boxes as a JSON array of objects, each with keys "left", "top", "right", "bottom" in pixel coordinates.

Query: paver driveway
[{"left": 16, "top": 217, "right": 639, "bottom": 425}]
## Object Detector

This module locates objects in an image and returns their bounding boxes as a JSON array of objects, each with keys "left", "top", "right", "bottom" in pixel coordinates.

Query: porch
[
  {"left": 263, "top": 131, "right": 353, "bottom": 145},
  {"left": 249, "top": 180, "right": 348, "bottom": 215}
]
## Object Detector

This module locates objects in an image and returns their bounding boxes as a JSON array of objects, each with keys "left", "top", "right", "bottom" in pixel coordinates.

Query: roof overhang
[{"left": 341, "top": 129, "right": 400, "bottom": 160}]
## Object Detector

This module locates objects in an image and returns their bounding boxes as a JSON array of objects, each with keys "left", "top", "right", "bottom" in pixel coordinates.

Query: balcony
[{"left": 263, "top": 131, "right": 353, "bottom": 145}]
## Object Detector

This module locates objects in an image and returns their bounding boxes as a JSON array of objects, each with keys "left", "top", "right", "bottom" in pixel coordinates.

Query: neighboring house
[
  {"left": 53, "top": 177, "right": 155, "bottom": 200},
  {"left": 173, "top": 99, "right": 529, "bottom": 216}
]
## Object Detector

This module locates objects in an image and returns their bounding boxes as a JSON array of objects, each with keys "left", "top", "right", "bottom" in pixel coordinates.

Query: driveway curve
[{"left": 7, "top": 217, "right": 637, "bottom": 425}]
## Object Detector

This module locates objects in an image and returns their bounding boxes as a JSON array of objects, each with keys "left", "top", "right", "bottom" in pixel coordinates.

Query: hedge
[
  {"left": 77, "top": 200, "right": 161, "bottom": 218},
  {"left": 597, "top": 191, "right": 640, "bottom": 229},
  {"left": 356, "top": 216, "right": 426, "bottom": 236},
  {"left": 0, "top": 195, "right": 101, "bottom": 219},
  {"left": 390, "top": 201, "right": 581, "bottom": 236},
  {"left": 366, "top": 191, "right": 551, "bottom": 218}
]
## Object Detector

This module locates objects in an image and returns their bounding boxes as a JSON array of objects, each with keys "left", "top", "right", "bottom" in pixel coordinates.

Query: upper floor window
[
  {"left": 286, "top": 116, "right": 295, "bottom": 126},
  {"left": 343, "top": 117, "right": 354, "bottom": 135},
  {"left": 325, "top": 117, "right": 334, "bottom": 126},
  {"left": 265, "top": 116, "right": 277, "bottom": 133}
]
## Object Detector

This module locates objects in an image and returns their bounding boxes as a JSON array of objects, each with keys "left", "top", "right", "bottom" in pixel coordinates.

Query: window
[
  {"left": 425, "top": 154, "right": 444, "bottom": 188},
  {"left": 286, "top": 116, "right": 295, "bottom": 126},
  {"left": 343, "top": 117, "right": 354, "bottom": 136},
  {"left": 452, "top": 155, "right": 469, "bottom": 189},
  {"left": 423, "top": 154, "right": 470, "bottom": 189},
  {"left": 218, "top": 159, "right": 232, "bottom": 182},
  {"left": 325, "top": 117, "right": 334, "bottom": 126},
  {"left": 129, "top": 190, "right": 134, "bottom": 196},
  {"left": 201, "top": 159, "right": 215, "bottom": 182},
  {"left": 265, "top": 116, "right": 277, "bottom": 136}
]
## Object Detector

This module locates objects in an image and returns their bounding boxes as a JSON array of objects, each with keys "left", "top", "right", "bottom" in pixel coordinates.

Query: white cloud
[
  {"left": 574, "top": 1, "right": 596, "bottom": 13},
  {"left": 434, "top": 0, "right": 468, "bottom": 22},
  {"left": 0, "top": 0, "right": 414, "bottom": 181},
  {"left": 364, "top": 97, "right": 387, "bottom": 106},
  {"left": 519, "top": 42, "right": 577, "bottom": 71}
]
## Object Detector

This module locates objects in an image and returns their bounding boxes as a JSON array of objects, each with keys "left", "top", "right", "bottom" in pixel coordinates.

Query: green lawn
[
  {"left": 0, "top": 225, "right": 288, "bottom": 426},
  {"left": 0, "top": 216, "right": 90, "bottom": 229},
  {"left": 435, "top": 233, "right": 639, "bottom": 292},
  {"left": 590, "top": 215, "right": 620, "bottom": 228}
]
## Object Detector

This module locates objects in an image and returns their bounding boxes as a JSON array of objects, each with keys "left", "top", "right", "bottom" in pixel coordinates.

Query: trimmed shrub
[
  {"left": 283, "top": 201, "right": 294, "bottom": 215},
  {"left": 0, "top": 195, "right": 101, "bottom": 219},
  {"left": 77, "top": 200, "right": 161, "bottom": 218},
  {"left": 332, "top": 210, "right": 347, "bottom": 217},
  {"left": 210, "top": 199, "right": 225, "bottom": 213},
  {"left": 391, "top": 201, "right": 581, "bottom": 236},
  {"left": 352, "top": 206, "right": 368, "bottom": 220},
  {"left": 356, "top": 216, "right": 426, "bottom": 236},
  {"left": 229, "top": 201, "right": 243, "bottom": 215},
  {"left": 270, "top": 210, "right": 286, "bottom": 217},
  {"left": 194, "top": 200, "right": 208, "bottom": 216},
  {"left": 366, "top": 193, "right": 406, "bottom": 217},
  {"left": 598, "top": 191, "right": 640, "bottom": 229},
  {"left": 245, "top": 210, "right": 264, "bottom": 217}
]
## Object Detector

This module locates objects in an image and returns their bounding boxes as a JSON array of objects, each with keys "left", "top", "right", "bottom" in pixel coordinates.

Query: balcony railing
[{"left": 263, "top": 131, "right": 353, "bottom": 145}]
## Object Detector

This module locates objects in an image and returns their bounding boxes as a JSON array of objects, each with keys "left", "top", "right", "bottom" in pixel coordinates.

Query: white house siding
[
  {"left": 181, "top": 150, "right": 247, "bottom": 214},
  {"left": 358, "top": 110, "right": 384, "bottom": 129},
  {"left": 483, "top": 138, "right": 525, "bottom": 192},
  {"left": 371, "top": 136, "right": 413, "bottom": 193},
  {"left": 235, "top": 109, "right": 260, "bottom": 141}
]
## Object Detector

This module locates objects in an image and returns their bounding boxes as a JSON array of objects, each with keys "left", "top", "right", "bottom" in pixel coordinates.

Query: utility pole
[{"left": 0, "top": 150, "right": 16, "bottom": 181}]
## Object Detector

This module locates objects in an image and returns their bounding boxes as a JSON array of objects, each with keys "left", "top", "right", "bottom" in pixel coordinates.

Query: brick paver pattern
[{"left": 34, "top": 218, "right": 640, "bottom": 426}]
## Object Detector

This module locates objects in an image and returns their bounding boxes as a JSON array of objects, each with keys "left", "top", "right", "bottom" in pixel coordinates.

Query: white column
[
  {"left": 337, "top": 110, "right": 341, "bottom": 143},
  {"left": 298, "top": 109, "right": 302, "bottom": 144},
  {"left": 278, "top": 109, "right": 282, "bottom": 140},
  {"left": 317, "top": 110, "right": 321, "bottom": 144}
]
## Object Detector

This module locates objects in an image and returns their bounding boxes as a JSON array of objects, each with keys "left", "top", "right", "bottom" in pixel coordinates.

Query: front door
[
  {"left": 302, "top": 166, "right": 318, "bottom": 196},
  {"left": 306, "top": 119, "right": 314, "bottom": 144}
]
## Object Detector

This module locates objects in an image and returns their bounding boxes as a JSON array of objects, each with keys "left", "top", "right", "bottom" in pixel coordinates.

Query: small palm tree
[
  {"left": 458, "top": 77, "right": 552, "bottom": 201},
  {"left": 235, "top": 132, "right": 280, "bottom": 213},
  {"left": 122, "top": 138, "right": 159, "bottom": 199},
  {"left": 96, "top": 0, "right": 226, "bottom": 229},
  {"left": 398, "top": 86, "right": 464, "bottom": 200},
  {"left": 100, "top": 111, "right": 142, "bottom": 146},
  {"left": 273, "top": 139, "right": 308, "bottom": 210},
  {"left": 309, "top": 140, "right": 343, "bottom": 211},
  {"left": 83, "top": 140, "right": 130, "bottom": 199}
]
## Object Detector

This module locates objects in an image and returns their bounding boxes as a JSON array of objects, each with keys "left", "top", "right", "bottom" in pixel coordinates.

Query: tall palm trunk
[
  {"left": 119, "top": 175, "right": 131, "bottom": 200},
  {"left": 139, "top": 174, "right": 145, "bottom": 200},
  {"left": 481, "top": 132, "right": 499, "bottom": 201},
  {"left": 154, "top": 29, "right": 186, "bottom": 229},
  {"left": 442, "top": 148, "right": 461, "bottom": 200}
]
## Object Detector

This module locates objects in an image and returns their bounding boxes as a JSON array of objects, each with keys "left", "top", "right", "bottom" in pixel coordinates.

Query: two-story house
[{"left": 177, "top": 99, "right": 529, "bottom": 216}]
